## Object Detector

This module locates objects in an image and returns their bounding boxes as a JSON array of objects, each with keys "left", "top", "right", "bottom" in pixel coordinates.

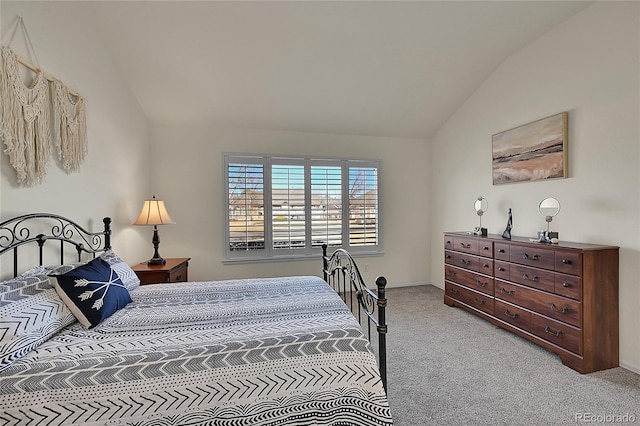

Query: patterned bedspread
[{"left": 0, "top": 276, "right": 392, "bottom": 425}]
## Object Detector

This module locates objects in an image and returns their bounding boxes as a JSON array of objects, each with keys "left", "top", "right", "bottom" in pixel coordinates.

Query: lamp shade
[{"left": 133, "top": 196, "right": 175, "bottom": 226}]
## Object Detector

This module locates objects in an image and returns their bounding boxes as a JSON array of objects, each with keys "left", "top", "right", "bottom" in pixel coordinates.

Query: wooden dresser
[{"left": 444, "top": 232, "right": 619, "bottom": 373}]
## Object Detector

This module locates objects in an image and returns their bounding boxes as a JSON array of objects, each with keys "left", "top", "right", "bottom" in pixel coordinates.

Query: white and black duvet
[{"left": 0, "top": 276, "right": 392, "bottom": 425}]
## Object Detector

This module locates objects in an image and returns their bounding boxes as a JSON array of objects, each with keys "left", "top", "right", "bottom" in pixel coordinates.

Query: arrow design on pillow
[{"left": 74, "top": 268, "right": 126, "bottom": 310}]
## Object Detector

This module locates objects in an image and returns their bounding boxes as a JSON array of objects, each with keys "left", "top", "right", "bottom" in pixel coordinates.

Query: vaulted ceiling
[{"left": 84, "top": 1, "right": 592, "bottom": 139}]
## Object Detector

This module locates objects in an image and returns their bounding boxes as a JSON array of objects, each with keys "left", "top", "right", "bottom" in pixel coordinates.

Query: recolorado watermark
[{"left": 575, "top": 413, "right": 637, "bottom": 423}]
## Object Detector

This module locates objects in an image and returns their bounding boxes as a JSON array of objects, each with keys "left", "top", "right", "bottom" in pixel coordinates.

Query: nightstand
[{"left": 132, "top": 257, "right": 190, "bottom": 285}]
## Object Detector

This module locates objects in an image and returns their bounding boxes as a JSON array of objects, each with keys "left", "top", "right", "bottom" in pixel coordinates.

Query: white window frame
[{"left": 223, "top": 153, "right": 382, "bottom": 263}]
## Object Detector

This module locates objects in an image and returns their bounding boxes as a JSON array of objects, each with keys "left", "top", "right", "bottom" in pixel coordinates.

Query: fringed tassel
[
  {"left": 0, "top": 46, "right": 51, "bottom": 186},
  {"left": 52, "top": 79, "right": 87, "bottom": 173}
]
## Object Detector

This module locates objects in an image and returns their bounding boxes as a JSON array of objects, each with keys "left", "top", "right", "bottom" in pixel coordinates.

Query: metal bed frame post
[
  {"left": 375, "top": 275, "right": 387, "bottom": 389},
  {"left": 322, "top": 244, "right": 389, "bottom": 392}
]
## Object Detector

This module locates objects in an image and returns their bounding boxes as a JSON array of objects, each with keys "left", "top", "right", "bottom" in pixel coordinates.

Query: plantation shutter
[
  {"left": 227, "top": 161, "right": 265, "bottom": 251},
  {"left": 311, "top": 165, "right": 342, "bottom": 247},
  {"left": 348, "top": 166, "right": 379, "bottom": 246},
  {"left": 272, "top": 164, "right": 305, "bottom": 249}
]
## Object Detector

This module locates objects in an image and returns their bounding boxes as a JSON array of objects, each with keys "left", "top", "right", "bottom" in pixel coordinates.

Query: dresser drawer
[
  {"left": 555, "top": 250, "right": 581, "bottom": 276},
  {"left": 453, "top": 252, "right": 478, "bottom": 271},
  {"left": 452, "top": 236, "right": 479, "bottom": 255},
  {"left": 495, "top": 299, "right": 531, "bottom": 330},
  {"left": 510, "top": 245, "right": 554, "bottom": 270},
  {"left": 452, "top": 252, "right": 493, "bottom": 274},
  {"left": 477, "top": 240, "right": 493, "bottom": 257},
  {"left": 509, "top": 264, "right": 555, "bottom": 293},
  {"left": 477, "top": 257, "right": 494, "bottom": 275},
  {"left": 530, "top": 312, "right": 581, "bottom": 354},
  {"left": 445, "top": 281, "right": 494, "bottom": 315},
  {"left": 444, "top": 235, "right": 455, "bottom": 251},
  {"left": 494, "top": 243, "right": 510, "bottom": 261},
  {"left": 445, "top": 266, "right": 493, "bottom": 296},
  {"left": 445, "top": 250, "right": 454, "bottom": 265},
  {"left": 495, "top": 261, "right": 510, "bottom": 280},
  {"left": 495, "top": 281, "right": 581, "bottom": 327},
  {"left": 555, "top": 273, "right": 581, "bottom": 300}
]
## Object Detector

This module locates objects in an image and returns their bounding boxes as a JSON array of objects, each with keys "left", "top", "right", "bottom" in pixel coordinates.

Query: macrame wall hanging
[
  {"left": 0, "top": 17, "right": 88, "bottom": 187},
  {"left": 52, "top": 79, "right": 87, "bottom": 173}
]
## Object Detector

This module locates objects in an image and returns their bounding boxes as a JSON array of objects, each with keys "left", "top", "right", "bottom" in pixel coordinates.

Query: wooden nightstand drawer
[
  {"left": 169, "top": 263, "right": 188, "bottom": 282},
  {"left": 132, "top": 258, "right": 191, "bottom": 285}
]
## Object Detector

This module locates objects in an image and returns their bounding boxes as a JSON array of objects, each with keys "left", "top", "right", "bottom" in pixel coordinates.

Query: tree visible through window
[
  {"left": 349, "top": 167, "right": 379, "bottom": 246},
  {"left": 225, "top": 155, "right": 380, "bottom": 260},
  {"left": 228, "top": 163, "right": 264, "bottom": 251}
]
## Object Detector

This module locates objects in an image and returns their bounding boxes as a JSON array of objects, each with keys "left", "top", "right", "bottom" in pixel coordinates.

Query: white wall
[
  {"left": 429, "top": 2, "right": 640, "bottom": 371},
  {"left": 0, "top": 1, "right": 151, "bottom": 277},
  {"left": 151, "top": 124, "right": 430, "bottom": 287}
]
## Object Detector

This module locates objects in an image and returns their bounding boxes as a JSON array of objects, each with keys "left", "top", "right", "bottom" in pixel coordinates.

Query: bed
[{"left": 0, "top": 213, "right": 391, "bottom": 425}]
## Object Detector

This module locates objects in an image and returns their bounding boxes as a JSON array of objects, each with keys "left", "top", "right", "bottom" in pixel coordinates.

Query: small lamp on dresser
[{"left": 133, "top": 195, "right": 175, "bottom": 265}]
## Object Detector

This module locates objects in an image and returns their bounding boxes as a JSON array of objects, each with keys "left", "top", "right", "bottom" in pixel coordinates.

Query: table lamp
[{"left": 133, "top": 196, "right": 175, "bottom": 265}]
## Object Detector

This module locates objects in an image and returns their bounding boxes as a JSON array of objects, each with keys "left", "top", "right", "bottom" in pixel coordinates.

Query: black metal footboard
[{"left": 322, "top": 244, "right": 388, "bottom": 391}]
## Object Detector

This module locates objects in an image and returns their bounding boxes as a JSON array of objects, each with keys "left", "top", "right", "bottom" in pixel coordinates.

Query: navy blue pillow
[{"left": 54, "top": 257, "right": 132, "bottom": 329}]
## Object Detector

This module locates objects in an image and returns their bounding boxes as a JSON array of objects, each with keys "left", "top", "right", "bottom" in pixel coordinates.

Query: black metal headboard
[
  {"left": 322, "top": 244, "right": 388, "bottom": 391},
  {"left": 0, "top": 213, "right": 112, "bottom": 278}
]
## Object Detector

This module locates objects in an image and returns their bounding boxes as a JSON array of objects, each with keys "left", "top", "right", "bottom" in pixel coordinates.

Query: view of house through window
[{"left": 225, "top": 154, "right": 380, "bottom": 260}]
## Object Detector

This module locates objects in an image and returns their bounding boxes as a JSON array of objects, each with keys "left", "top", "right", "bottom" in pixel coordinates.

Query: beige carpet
[{"left": 383, "top": 285, "right": 640, "bottom": 425}]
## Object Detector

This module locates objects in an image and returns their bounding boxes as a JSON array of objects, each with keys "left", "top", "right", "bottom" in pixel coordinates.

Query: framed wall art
[{"left": 492, "top": 112, "right": 568, "bottom": 185}]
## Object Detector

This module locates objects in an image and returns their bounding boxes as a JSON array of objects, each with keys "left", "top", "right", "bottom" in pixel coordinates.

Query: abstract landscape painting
[{"left": 492, "top": 112, "right": 568, "bottom": 185}]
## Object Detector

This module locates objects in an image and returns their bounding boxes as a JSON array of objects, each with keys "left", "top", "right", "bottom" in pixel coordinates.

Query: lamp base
[{"left": 147, "top": 226, "right": 166, "bottom": 265}]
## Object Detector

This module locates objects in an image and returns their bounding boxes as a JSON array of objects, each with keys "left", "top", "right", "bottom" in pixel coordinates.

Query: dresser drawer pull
[
  {"left": 549, "top": 303, "right": 571, "bottom": 313},
  {"left": 522, "top": 273, "right": 539, "bottom": 282},
  {"left": 460, "top": 243, "right": 471, "bottom": 249},
  {"left": 497, "top": 267, "right": 505, "bottom": 272},
  {"left": 504, "top": 309, "right": 519, "bottom": 319},
  {"left": 523, "top": 253, "right": 540, "bottom": 261},
  {"left": 446, "top": 240, "right": 452, "bottom": 245},
  {"left": 498, "top": 249, "right": 505, "bottom": 253},
  {"left": 460, "top": 259, "right": 472, "bottom": 265},
  {"left": 447, "top": 270, "right": 457, "bottom": 277},
  {"left": 562, "top": 282, "right": 571, "bottom": 288},
  {"left": 482, "top": 246, "right": 490, "bottom": 251},
  {"left": 176, "top": 274, "right": 182, "bottom": 281},
  {"left": 445, "top": 254, "right": 452, "bottom": 259},
  {"left": 562, "top": 259, "right": 571, "bottom": 264},
  {"left": 476, "top": 279, "right": 487, "bottom": 287},
  {"left": 449, "top": 288, "right": 459, "bottom": 295},
  {"left": 473, "top": 297, "right": 485, "bottom": 305},
  {"left": 499, "top": 287, "right": 514, "bottom": 295},
  {"left": 482, "top": 263, "right": 490, "bottom": 268},
  {"left": 544, "top": 325, "right": 564, "bottom": 337}
]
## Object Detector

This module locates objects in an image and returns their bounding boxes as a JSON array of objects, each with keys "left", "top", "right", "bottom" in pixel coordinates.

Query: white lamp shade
[{"left": 133, "top": 197, "right": 175, "bottom": 226}]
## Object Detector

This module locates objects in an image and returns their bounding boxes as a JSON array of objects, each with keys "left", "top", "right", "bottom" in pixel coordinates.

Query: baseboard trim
[
  {"left": 384, "top": 280, "right": 429, "bottom": 288},
  {"left": 619, "top": 361, "right": 640, "bottom": 375}
]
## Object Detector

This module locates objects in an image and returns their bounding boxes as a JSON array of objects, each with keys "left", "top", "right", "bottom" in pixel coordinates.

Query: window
[{"left": 224, "top": 154, "right": 381, "bottom": 261}]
